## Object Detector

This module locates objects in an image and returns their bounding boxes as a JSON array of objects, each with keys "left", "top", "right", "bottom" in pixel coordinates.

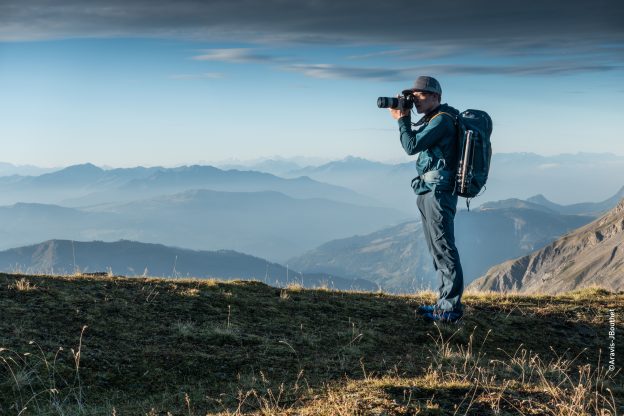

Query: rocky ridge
[{"left": 468, "top": 198, "right": 624, "bottom": 293}]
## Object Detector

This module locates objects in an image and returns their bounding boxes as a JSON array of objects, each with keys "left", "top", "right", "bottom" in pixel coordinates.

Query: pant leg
[
  {"left": 421, "top": 190, "right": 464, "bottom": 312},
  {"left": 416, "top": 194, "right": 438, "bottom": 274}
]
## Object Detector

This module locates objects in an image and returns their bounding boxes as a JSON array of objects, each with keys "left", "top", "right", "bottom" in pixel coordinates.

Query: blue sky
[{"left": 1, "top": 0, "right": 623, "bottom": 167}]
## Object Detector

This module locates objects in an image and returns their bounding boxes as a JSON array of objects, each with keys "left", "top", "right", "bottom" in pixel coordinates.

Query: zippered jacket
[{"left": 398, "top": 103, "right": 460, "bottom": 194}]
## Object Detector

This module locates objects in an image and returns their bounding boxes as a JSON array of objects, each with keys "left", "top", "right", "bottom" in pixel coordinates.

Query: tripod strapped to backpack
[{"left": 433, "top": 109, "right": 493, "bottom": 210}]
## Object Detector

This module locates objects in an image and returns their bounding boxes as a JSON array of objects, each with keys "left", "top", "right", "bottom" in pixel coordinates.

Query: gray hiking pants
[{"left": 416, "top": 189, "right": 464, "bottom": 312}]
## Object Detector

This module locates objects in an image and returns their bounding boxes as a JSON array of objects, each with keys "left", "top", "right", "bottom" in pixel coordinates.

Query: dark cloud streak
[
  {"left": 281, "top": 62, "right": 623, "bottom": 81},
  {"left": 1, "top": 0, "right": 622, "bottom": 46},
  {"left": 192, "top": 48, "right": 284, "bottom": 63}
]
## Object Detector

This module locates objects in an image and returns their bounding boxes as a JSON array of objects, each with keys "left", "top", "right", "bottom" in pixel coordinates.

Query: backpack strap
[{"left": 429, "top": 111, "right": 457, "bottom": 123}]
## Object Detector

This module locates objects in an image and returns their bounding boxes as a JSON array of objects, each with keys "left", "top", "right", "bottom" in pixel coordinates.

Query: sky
[{"left": 1, "top": 0, "right": 623, "bottom": 168}]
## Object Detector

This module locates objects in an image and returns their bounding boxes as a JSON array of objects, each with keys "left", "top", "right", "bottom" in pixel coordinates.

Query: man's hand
[
  {"left": 389, "top": 94, "right": 410, "bottom": 120},
  {"left": 389, "top": 107, "right": 410, "bottom": 120}
]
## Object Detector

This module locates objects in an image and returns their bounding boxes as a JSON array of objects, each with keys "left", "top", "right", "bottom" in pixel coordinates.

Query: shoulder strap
[{"left": 430, "top": 111, "right": 457, "bottom": 124}]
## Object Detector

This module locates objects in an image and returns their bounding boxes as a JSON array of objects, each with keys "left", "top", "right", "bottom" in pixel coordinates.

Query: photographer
[{"left": 389, "top": 76, "right": 464, "bottom": 323}]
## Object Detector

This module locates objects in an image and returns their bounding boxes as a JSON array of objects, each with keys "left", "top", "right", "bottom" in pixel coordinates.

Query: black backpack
[{"left": 435, "top": 109, "right": 493, "bottom": 210}]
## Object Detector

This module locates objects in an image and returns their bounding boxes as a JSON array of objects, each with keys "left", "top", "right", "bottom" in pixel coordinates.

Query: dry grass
[
  {"left": 0, "top": 272, "right": 621, "bottom": 415},
  {"left": 7, "top": 277, "right": 36, "bottom": 292}
]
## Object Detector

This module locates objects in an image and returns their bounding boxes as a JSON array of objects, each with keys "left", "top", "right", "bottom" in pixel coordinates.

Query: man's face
[{"left": 412, "top": 91, "right": 439, "bottom": 114}]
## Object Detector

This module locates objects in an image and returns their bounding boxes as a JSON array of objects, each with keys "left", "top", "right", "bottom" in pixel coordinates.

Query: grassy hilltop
[{"left": 0, "top": 273, "right": 622, "bottom": 415}]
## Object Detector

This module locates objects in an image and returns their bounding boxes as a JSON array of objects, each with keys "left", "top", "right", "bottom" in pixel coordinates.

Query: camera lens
[
  {"left": 377, "top": 97, "right": 399, "bottom": 108},
  {"left": 377, "top": 96, "right": 412, "bottom": 110}
]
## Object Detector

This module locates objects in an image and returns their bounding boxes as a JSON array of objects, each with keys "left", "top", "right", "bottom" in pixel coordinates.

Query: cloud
[
  {"left": 346, "top": 40, "right": 624, "bottom": 64},
  {"left": 282, "top": 62, "right": 623, "bottom": 81},
  {"left": 282, "top": 64, "right": 408, "bottom": 81},
  {"left": 346, "top": 45, "right": 465, "bottom": 61},
  {"left": 192, "top": 48, "right": 284, "bottom": 63}
]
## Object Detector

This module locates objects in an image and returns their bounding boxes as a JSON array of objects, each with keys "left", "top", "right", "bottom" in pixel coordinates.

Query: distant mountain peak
[
  {"left": 341, "top": 155, "right": 368, "bottom": 162},
  {"left": 168, "top": 164, "right": 220, "bottom": 173},
  {"left": 338, "top": 156, "right": 386, "bottom": 166},
  {"left": 62, "top": 163, "right": 102, "bottom": 172},
  {"left": 301, "top": 156, "right": 387, "bottom": 173},
  {"left": 526, "top": 187, "right": 624, "bottom": 217},
  {"left": 477, "top": 198, "right": 557, "bottom": 213},
  {"left": 40, "top": 163, "right": 104, "bottom": 179},
  {"left": 527, "top": 194, "right": 550, "bottom": 203}
]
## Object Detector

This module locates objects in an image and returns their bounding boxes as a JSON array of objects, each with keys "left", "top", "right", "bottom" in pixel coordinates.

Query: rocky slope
[{"left": 469, "top": 198, "right": 624, "bottom": 293}]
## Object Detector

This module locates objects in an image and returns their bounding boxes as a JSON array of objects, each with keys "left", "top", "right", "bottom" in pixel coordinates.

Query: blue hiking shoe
[
  {"left": 417, "top": 304, "right": 438, "bottom": 315},
  {"left": 422, "top": 310, "right": 463, "bottom": 323}
]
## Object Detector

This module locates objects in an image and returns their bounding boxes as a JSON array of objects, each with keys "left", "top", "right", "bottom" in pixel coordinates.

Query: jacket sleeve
[{"left": 398, "top": 115, "right": 453, "bottom": 156}]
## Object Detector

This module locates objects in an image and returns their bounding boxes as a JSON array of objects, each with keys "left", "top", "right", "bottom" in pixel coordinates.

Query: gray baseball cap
[{"left": 402, "top": 76, "right": 442, "bottom": 95}]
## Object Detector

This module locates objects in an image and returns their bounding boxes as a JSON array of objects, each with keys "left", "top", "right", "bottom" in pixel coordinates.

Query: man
[{"left": 389, "top": 76, "right": 464, "bottom": 323}]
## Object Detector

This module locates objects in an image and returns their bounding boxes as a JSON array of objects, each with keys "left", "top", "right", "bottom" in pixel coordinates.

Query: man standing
[{"left": 389, "top": 76, "right": 464, "bottom": 323}]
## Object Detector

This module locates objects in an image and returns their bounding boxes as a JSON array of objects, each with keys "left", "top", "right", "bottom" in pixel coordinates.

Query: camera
[{"left": 377, "top": 92, "right": 414, "bottom": 110}]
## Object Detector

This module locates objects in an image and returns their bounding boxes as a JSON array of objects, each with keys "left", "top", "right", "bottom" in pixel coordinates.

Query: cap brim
[{"left": 404, "top": 88, "right": 436, "bottom": 94}]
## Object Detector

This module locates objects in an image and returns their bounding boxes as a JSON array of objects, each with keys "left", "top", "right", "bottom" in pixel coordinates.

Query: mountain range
[
  {"left": 2, "top": 153, "right": 622, "bottom": 211},
  {"left": 1, "top": 190, "right": 621, "bottom": 295},
  {"left": 0, "top": 163, "right": 385, "bottom": 210},
  {"left": 468, "top": 197, "right": 624, "bottom": 294},
  {"left": 287, "top": 190, "right": 624, "bottom": 292},
  {"left": 0, "top": 239, "right": 377, "bottom": 291},
  {"left": 0, "top": 154, "right": 622, "bottom": 282},
  {"left": 476, "top": 186, "right": 624, "bottom": 217},
  {"left": 525, "top": 187, "right": 624, "bottom": 216}
]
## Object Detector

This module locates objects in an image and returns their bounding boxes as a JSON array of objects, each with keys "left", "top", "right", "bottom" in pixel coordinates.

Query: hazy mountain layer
[
  {"left": 285, "top": 156, "right": 417, "bottom": 211},
  {"left": 288, "top": 205, "right": 595, "bottom": 293},
  {"left": 468, "top": 198, "right": 624, "bottom": 294},
  {"left": 0, "top": 162, "right": 56, "bottom": 176},
  {"left": 0, "top": 239, "right": 377, "bottom": 291},
  {"left": 282, "top": 153, "right": 624, "bottom": 210},
  {"left": 0, "top": 163, "right": 384, "bottom": 210},
  {"left": 0, "top": 190, "right": 408, "bottom": 262},
  {"left": 2, "top": 153, "right": 622, "bottom": 213}
]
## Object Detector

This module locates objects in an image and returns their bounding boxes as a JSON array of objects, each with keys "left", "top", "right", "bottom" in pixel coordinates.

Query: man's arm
[{"left": 397, "top": 114, "right": 452, "bottom": 156}]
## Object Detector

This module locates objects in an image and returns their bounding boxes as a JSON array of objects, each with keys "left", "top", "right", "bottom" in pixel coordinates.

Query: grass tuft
[{"left": 7, "top": 277, "right": 36, "bottom": 292}]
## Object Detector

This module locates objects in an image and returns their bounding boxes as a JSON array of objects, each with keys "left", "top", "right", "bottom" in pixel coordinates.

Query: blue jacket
[{"left": 398, "top": 103, "right": 460, "bottom": 194}]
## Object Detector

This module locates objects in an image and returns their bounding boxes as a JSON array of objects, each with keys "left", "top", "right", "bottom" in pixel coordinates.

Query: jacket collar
[
  {"left": 426, "top": 104, "right": 443, "bottom": 118},
  {"left": 414, "top": 104, "right": 444, "bottom": 126}
]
